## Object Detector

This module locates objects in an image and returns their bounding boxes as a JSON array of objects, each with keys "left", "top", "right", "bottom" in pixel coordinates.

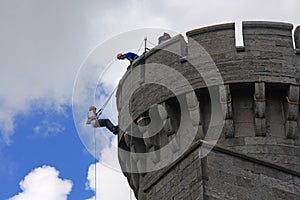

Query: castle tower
[{"left": 116, "top": 21, "right": 300, "bottom": 200}]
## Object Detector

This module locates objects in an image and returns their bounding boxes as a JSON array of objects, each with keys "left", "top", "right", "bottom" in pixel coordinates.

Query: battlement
[
  {"left": 187, "top": 21, "right": 294, "bottom": 48},
  {"left": 117, "top": 21, "right": 300, "bottom": 119},
  {"left": 116, "top": 21, "right": 300, "bottom": 200}
]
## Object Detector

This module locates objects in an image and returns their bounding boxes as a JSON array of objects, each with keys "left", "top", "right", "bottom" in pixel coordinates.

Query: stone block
[
  {"left": 286, "top": 121, "right": 298, "bottom": 139},
  {"left": 254, "top": 118, "right": 266, "bottom": 136}
]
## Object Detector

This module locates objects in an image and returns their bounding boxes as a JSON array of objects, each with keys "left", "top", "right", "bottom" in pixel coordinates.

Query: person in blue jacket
[{"left": 117, "top": 52, "right": 139, "bottom": 64}]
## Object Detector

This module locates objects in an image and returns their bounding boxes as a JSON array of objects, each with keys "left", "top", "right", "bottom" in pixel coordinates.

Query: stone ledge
[
  {"left": 186, "top": 22, "right": 234, "bottom": 37},
  {"left": 243, "top": 21, "right": 293, "bottom": 30}
]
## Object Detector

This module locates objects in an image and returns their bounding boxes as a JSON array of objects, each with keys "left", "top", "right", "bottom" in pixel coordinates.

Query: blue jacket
[{"left": 124, "top": 52, "right": 139, "bottom": 60}]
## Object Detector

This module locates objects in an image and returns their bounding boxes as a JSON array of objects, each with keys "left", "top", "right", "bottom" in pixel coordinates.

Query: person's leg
[{"left": 98, "top": 118, "right": 118, "bottom": 133}]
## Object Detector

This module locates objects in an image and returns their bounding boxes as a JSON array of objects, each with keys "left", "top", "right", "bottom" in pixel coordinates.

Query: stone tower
[{"left": 116, "top": 21, "right": 300, "bottom": 199}]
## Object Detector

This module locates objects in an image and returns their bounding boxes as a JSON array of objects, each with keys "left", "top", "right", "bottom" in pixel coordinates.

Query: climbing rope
[
  {"left": 136, "top": 38, "right": 145, "bottom": 55},
  {"left": 97, "top": 86, "right": 118, "bottom": 116},
  {"left": 129, "top": 54, "right": 134, "bottom": 200},
  {"left": 97, "top": 36, "right": 152, "bottom": 116},
  {"left": 94, "top": 128, "right": 97, "bottom": 200},
  {"left": 147, "top": 39, "right": 157, "bottom": 47},
  {"left": 92, "top": 37, "right": 153, "bottom": 200}
]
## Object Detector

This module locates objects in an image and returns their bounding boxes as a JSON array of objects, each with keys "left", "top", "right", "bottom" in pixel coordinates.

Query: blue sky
[
  {"left": 0, "top": 0, "right": 299, "bottom": 199},
  {"left": 0, "top": 108, "right": 94, "bottom": 199}
]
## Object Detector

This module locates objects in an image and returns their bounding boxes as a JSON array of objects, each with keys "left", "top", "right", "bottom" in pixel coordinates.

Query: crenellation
[
  {"left": 187, "top": 23, "right": 236, "bottom": 57},
  {"left": 117, "top": 21, "right": 300, "bottom": 200},
  {"left": 242, "top": 22, "right": 294, "bottom": 60},
  {"left": 242, "top": 21, "right": 293, "bottom": 32},
  {"left": 186, "top": 22, "right": 235, "bottom": 37}
]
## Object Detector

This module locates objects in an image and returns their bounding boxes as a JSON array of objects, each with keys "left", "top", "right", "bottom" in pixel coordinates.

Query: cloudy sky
[{"left": 0, "top": 0, "right": 299, "bottom": 199}]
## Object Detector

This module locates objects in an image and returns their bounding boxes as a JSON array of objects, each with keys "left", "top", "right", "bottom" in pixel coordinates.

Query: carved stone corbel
[
  {"left": 219, "top": 85, "right": 234, "bottom": 138},
  {"left": 186, "top": 91, "right": 203, "bottom": 140},
  {"left": 254, "top": 82, "right": 266, "bottom": 136},
  {"left": 285, "top": 85, "right": 299, "bottom": 139}
]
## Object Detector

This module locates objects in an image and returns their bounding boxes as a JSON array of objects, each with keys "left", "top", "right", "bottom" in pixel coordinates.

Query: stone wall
[
  {"left": 116, "top": 21, "right": 300, "bottom": 199},
  {"left": 142, "top": 141, "right": 300, "bottom": 200}
]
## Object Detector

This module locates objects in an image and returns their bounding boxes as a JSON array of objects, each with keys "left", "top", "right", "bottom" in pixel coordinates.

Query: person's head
[
  {"left": 117, "top": 53, "right": 125, "bottom": 60},
  {"left": 89, "top": 105, "right": 96, "bottom": 111}
]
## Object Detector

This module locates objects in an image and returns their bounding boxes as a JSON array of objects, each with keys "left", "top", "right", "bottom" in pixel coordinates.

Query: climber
[
  {"left": 86, "top": 105, "right": 119, "bottom": 135},
  {"left": 117, "top": 52, "right": 139, "bottom": 64}
]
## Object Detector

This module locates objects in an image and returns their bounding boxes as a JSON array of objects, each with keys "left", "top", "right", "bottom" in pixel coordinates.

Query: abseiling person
[
  {"left": 116, "top": 52, "right": 139, "bottom": 64},
  {"left": 86, "top": 105, "right": 119, "bottom": 135}
]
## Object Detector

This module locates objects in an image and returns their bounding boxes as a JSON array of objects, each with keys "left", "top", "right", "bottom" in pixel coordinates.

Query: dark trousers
[{"left": 98, "top": 118, "right": 115, "bottom": 133}]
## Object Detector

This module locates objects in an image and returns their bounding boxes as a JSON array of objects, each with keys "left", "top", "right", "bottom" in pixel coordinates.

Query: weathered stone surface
[
  {"left": 205, "top": 150, "right": 300, "bottom": 200},
  {"left": 294, "top": 26, "right": 300, "bottom": 49},
  {"left": 117, "top": 21, "right": 300, "bottom": 200},
  {"left": 254, "top": 82, "right": 266, "bottom": 136},
  {"left": 285, "top": 85, "right": 299, "bottom": 139}
]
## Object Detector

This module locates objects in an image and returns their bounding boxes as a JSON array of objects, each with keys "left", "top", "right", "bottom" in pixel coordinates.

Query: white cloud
[
  {"left": 0, "top": 0, "right": 299, "bottom": 145},
  {"left": 79, "top": 2, "right": 300, "bottom": 199},
  {"left": 87, "top": 0, "right": 300, "bottom": 43},
  {"left": 0, "top": 0, "right": 300, "bottom": 197},
  {"left": 9, "top": 165, "right": 73, "bottom": 200},
  {"left": 33, "top": 120, "right": 65, "bottom": 138},
  {"left": 85, "top": 137, "right": 136, "bottom": 200},
  {"left": 0, "top": 0, "right": 95, "bottom": 144}
]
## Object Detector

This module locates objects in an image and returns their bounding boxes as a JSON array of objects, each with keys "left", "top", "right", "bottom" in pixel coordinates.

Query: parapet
[{"left": 187, "top": 21, "right": 298, "bottom": 85}]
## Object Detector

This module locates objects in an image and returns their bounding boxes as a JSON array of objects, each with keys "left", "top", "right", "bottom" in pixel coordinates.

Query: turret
[{"left": 117, "top": 21, "right": 300, "bottom": 200}]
